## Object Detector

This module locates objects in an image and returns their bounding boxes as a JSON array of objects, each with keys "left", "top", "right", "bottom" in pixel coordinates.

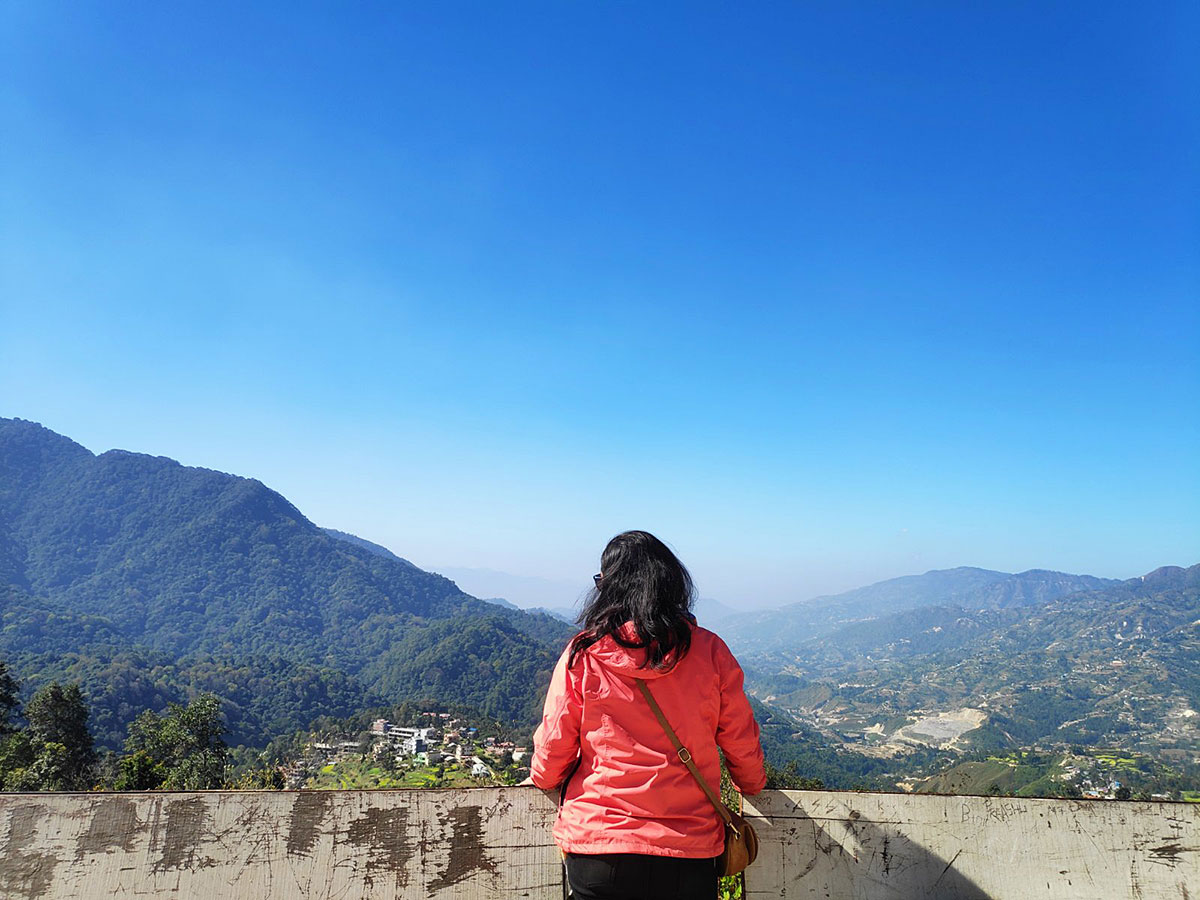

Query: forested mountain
[
  {"left": 0, "top": 417, "right": 574, "bottom": 747},
  {"left": 722, "top": 566, "right": 1119, "bottom": 661},
  {"left": 743, "top": 564, "right": 1200, "bottom": 761}
]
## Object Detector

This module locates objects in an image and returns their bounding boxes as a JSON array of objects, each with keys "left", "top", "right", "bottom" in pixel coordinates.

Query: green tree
[
  {"left": 0, "top": 731, "right": 36, "bottom": 789},
  {"left": 0, "top": 662, "right": 28, "bottom": 789},
  {"left": 25, "top": 682, "right": 96, "bottom": 788},
  {"left": 0, "top": 662, "right": 19, "bottom": 735},
  {"left": 764, "top": 761, "right": 825, "bottom": 791},
  {"left": 7, "top": 741, "right": 78, "bottom": 791},
  {"left": 0, "top": 679, "right": 97, "bottom": 791},
  {"left": 116, "top": 749, "right": 168, "bottom": 791},
  {"left": 117, "top": 694, "right": 228, "bottom": 790}
]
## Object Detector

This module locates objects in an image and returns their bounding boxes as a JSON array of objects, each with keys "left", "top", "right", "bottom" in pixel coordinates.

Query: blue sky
[{"left": 2, "top": 2, "right": 1197, "bottom": 607}]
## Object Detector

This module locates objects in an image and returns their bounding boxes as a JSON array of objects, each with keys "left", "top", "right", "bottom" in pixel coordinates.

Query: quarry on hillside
[{"left": 890, "top": 708, "right": 989, "bottom": 749}]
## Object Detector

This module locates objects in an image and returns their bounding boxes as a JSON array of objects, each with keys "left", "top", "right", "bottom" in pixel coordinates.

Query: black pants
[{"left": 564, "top": 852, "right": 719, "bottom": 900}]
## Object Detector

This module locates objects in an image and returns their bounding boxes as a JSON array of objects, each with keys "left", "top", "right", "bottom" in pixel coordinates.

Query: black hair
[{"left": 567, "top": 530, "right": 696, "bottom": 670}]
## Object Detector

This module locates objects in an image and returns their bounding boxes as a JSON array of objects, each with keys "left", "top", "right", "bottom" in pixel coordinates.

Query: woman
[{"left": 530, "top": 531, "right": 766, "bottom": 900}]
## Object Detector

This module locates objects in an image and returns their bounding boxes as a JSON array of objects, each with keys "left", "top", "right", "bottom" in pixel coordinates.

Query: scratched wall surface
[
  {"left": 743, "top": 791, "right": 1198, "bottom": 899},
  {"left": 0, "top": 788, "right": 560, "bottom": 899},
  {"left": 0, "top": 789, "right": 1196, "bottom": 899}
]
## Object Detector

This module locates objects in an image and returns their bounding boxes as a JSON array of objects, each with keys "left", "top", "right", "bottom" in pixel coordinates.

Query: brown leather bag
[{"left": 635, "top": 679, "right": 759, "bottom": 876}]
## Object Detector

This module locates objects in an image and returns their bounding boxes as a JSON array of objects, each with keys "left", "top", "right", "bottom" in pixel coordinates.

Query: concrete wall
[
  {"left": 743, "top": 790, "right": 1196, "bottom": 899},
  {"left": 0, "top": 788, "right": 1195, "bottom": 899}
]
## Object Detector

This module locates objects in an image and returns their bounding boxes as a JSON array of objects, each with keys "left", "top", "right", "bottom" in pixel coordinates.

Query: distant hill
[
  {"left": 722, "top": 566, "right": 1119, "bottom": 661},
  {"left": 744, "top": 564, "right": 1200, "bottom": 761},
  {"left": 480, "top": 596, "right": 521, "bottom": 610},
  {"left": 913, "top": 748, "right": 1186, "bottom": 799},
  {"left": 0, "top": 417, "right": 574, "bottom": 747},
  {"left": 694, "top": 596, "right": 738, "bottom": 627},
  {"left": 433, "top": 566, "right": 585, "bottom": 613},
  {"left": 528, "top": 606, "right": 576, "bottom": 624},
  {"left": 320, "top": 530, "right": 576, "bottom": 620},
  {"left": 321, "top": 528, "right": 416, "bottom": 567}
]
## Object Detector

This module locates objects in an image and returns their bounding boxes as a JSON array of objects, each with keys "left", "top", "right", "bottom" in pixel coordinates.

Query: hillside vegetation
[
  {"left": 736, "top": 565, "right": 1200, "bottom": 764},
  {"left": 0, "top": 417, "right": 574, "bottom": 747}
]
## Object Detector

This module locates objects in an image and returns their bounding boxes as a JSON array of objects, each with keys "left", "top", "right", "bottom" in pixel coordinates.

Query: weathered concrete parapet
[
  {"left": 0, "top": 788, "right": 559, "bottom": 899},
  {"left": 0, "top": 788, "right": 1195, "bottom": 898},
  {"left": 743, "top": 790, "right": 1198, "bottom": 898}
]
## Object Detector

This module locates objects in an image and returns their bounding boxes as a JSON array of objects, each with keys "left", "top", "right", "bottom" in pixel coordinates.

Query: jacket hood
[{"left": 585, "top": 621, "right": 694, "bottom": 680}]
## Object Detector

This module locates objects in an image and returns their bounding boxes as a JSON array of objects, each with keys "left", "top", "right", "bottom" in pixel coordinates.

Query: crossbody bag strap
[{"left": 634, "top": 678, "right": 735, "bottom": 830}]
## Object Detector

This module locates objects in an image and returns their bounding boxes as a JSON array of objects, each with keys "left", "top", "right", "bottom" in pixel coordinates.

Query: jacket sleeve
[
  {"left": 713, "top": 636, "right": 767, "bottom": 795},
  {"left": 530, "top": 644, "right": 583, "bottom": 790}
]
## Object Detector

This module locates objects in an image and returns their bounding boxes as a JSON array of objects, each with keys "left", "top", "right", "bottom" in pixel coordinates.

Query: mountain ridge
[
  {"left": 723, "top": 565, "right": 1122, "bottom": 660},
  {"left": 0, "top": 417, "right": 574, "bottom": 746}
]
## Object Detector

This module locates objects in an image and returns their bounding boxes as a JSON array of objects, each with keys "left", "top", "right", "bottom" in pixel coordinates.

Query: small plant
[
  {"left": 718, "top": 760, "right": 749, "bottom": 899},
  {"left": 718, "top": 873, "right": 744, "bottom": 899}
]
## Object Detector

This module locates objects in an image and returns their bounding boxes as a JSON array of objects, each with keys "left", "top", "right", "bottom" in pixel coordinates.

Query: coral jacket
[{"left": 531, "top": 622, "right": 766, "bottom": 858}]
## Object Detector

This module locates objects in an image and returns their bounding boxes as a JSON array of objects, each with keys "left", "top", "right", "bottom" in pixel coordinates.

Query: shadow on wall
[{"left": 758, "top": 808, "right": 993, "bottom": 900}]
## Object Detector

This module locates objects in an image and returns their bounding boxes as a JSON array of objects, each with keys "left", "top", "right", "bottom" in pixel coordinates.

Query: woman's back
[
  {"left": 532, "top": 621, "right": 765, "bottom": 858},
  {"left": 530, "top": 530, "right": 766, "bottom": 898}
]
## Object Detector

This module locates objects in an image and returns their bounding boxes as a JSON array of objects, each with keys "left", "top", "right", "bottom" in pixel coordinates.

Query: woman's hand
[{"left": 519, "top": 776, "right": 561, "bottom": 804}]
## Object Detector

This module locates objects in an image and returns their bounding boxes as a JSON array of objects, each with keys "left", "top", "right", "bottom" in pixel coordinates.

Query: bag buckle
[{"left": 677, "top": 748, "right": 692, "bottom": 763}]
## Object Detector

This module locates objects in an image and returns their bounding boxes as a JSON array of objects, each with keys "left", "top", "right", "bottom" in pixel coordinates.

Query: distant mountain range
[
  {"left": 730, "top": 564, "right": 1200, "bottom": 761},
  {"left": 722, "top": 566, "right": 1120, "bottom": 659},
  {"left": 0, "top": 417, "right": 573, "bottom": 747},
  {"left": 432, "top": 566, "right": 584, "bottom": 615}
]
